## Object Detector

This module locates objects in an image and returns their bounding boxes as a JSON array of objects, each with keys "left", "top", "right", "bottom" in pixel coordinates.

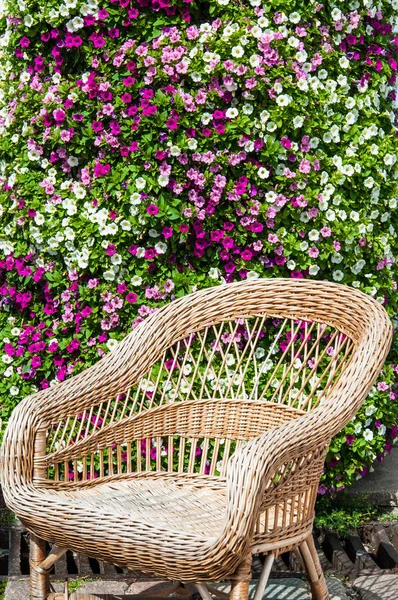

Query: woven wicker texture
[{"left": 0, "top": 279, "right": 392, "bottom": 600}]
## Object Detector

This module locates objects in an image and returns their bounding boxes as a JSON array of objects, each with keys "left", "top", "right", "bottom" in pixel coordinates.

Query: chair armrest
[
  {"left": 220, "top": 318, "right": 392, "bottom": 553},
  {"left": 226, "top": 408, "right": 329, "bottom": 521},
  {"left": 0, "top": 309, "right": 172, "bottom": 489}
]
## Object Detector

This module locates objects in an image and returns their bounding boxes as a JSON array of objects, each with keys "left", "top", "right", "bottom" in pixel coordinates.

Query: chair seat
[
  {"left": 62, "top": 476, "right": 228, "bottom": 538},
  {"left": 41, "top": 475, "right": 303, "bottom": 552}
]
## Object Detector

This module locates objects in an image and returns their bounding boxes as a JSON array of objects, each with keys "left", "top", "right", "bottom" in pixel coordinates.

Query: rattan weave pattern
[{"left": 0, "top": 279, "right": 392, "bottom": 600}]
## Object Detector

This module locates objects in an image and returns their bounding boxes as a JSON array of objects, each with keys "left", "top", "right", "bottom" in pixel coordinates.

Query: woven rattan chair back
[{"left": 45, "top": 308, "right": 354, "bottom": 484}]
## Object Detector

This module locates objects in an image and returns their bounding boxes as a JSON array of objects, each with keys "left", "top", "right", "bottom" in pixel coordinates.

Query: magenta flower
[
  {"left": 162, "top": 227, "right": 173, "bottom": 238},
  {"left": 106, "top": 244, "right": 116, "bottom": 256},
  {"left": 109, "top": 121, "right": 121, "bottom": 135},
  {"left": 4, "top": 344, "right": 15, "bottom": 357},
  {"left": 214, "top": 123, "right": 225, "bottom": 135},
  {"left": 147, "top": 204, "right": 159, "bottom": 216},
  {"left": 53, "top": 108, "right": 66, "bottom": 123},
  {"left": 20, "top": 36, "right": 30, "bottom": 47},
  {"left": 224, "top": 261, "right": 236, "bottom": 273},
  {"left": 56, "top": 367, "right": 66, "bottom": 381},
  {"left": 91, "top": 121, "right": 103, "bottom": 132},
  {"left": 281, "top": 137, "right": 292, "bottom": 149},
  {"left": 144, "top": 249, "right": 156, "bottom": 260},
  {"left": 166, "top": 118, "right": 178, "bottom": 130},
  {"left": 81, "top": 306, "right": 92, "bottom": 318},
  {"left": 66, "top": 338, "right": 80, "bottom": 353},
  {"left": 31, "top": 356, "right": 41, "bottom": 369},
  {"left": 126, "top": 292, "right": 138, "bottom": 304},
  {"left": 142, "top": 105, "right": 158, "bottom": 116},
  {"left": 89, "top": 33, "right": 106, "bottom": 48},
  {"left": 241, "top": 249, "right": 253, "bottom": 261},
  {"left": 222, "top": 237, "right": 234, "bottom": 249},
  {"left": 65, "top": 34, "right": 83, "bottom": 48},
  {"left": 123, "top": 76, "right": 135, "bottom": 87},
  {"left": 93, "top": 162, "right": 111, "bottom": 178}
]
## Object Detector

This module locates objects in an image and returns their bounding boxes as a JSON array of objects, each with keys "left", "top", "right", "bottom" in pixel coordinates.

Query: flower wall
[{"left": 0, "top": 0, "right": 397, "bottom": 492}]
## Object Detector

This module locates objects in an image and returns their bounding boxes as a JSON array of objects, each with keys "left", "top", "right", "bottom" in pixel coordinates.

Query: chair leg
[
  {"left": 30, "top": 534, "right": 50, "bottom": 600},
  {"left": 229, "top": 555, "right": 252, "bottom": 600},
  {"left": 298, "top": 536, "right": 329, "bottom": 600}
]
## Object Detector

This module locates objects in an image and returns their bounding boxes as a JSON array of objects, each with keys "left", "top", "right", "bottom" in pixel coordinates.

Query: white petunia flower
[
  {"left": 158, "top": 175, "right": 169, "bottom": 187},
  {"left": 297, "top": 79, "right": 309, "bottom": 92},
  {"left": 246, "top": 271, "right": 259, "bottom": 279},
  {"left": 309, "top": 265, "right": 320, "bottom": 276},
  {"left": 331, "top": 8, "right": 342, "bottom": 20},
  {"left": 187, "top": 138, "right": 198, "bottom": 150},
  {"left": 231, "top": 46, "right": 244, "bottom": 58},
  {"left": 276, "top": 94, "right": 292, "bottom": 107},
  {"left": 363, "top": 429, "right": 374, "bottom": 442},
  {"left": 226, "top": 354, "right": 235, "bottom": 366},
  {"left": 250, "top": 26, "right": 263, "bottom": 39},
  {"left": 308, "top": 229, "right": 319, "bottom": 241},
  {"left": 155, "top": 242, "right": 167, "bottom": 254},
  {"left": 130, "top": 193, "right": 141, "bottom": 205},
  {"left": 289, "top": 12, "right": 301, "bottom": 23},
  {"left": 226, "top": 108, "right": 238, "bottom": 119},
  {"left": 292, "top": 116, "right": 304, "bottom": 128},
  {"left": 242, "top": 103, "right": 254, "bottom": 115},
  {"left": 103, "top": 270, "right": 116, "bottom": 281},
  {"left": 332, "top": 270, "right": 344, "bottom": 281},
  {"left": 120, "top": 220, "right": 131, "bottom": 231},
  {"left": 106, "top": 338, "right": 119, "bottom": 352},
  {"left": 295, "top": 50, "right": 307, "bottom": 63},
  {"left": 258, "top": 167, "right": 270, "bottom": 179},
  {"left": 135, "top": 177, "right": 146, "bottom": 189},
  {"left": 338, "top": 57, "right": 350, "bottom": 72}
]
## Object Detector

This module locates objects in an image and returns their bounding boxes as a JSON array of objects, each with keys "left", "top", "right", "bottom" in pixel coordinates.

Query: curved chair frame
[{"left": 0, "top": 279, "right": 392, "bottom": 600}]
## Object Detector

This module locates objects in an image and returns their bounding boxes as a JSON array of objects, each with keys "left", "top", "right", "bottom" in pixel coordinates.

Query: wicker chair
[{"left": 0, "top": 279, "right": 392, "bottom": 600}]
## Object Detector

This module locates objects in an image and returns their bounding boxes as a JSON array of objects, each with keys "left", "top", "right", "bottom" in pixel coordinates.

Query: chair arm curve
[
  {"left": 221, "top": 315, "right": 392, "bottom": 552},
  {"left": 0, "top": 310, "right": 172, "bottom": 491}
]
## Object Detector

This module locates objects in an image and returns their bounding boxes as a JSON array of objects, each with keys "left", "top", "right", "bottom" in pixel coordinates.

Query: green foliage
[
  {"left": 315, "top": 493, "right": 378, "bottom": 534},
  {"left": 0, "top": 581, "right": 7, "bottom": 600},
  {"left": 0, "top": 509, "right": 15, "bottom": 527}
]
